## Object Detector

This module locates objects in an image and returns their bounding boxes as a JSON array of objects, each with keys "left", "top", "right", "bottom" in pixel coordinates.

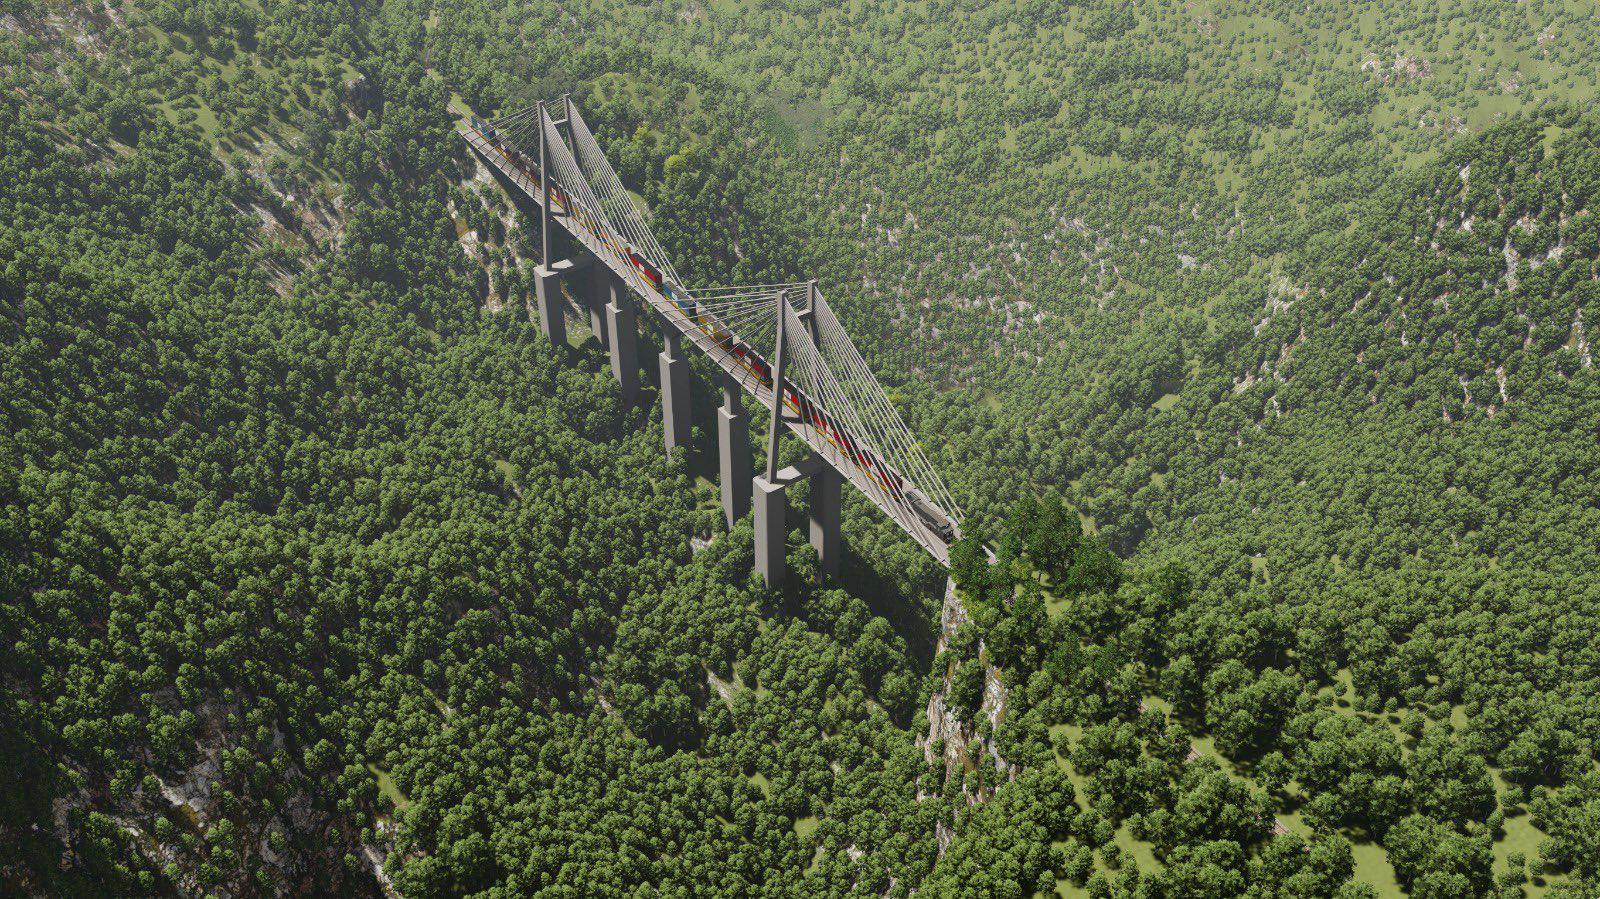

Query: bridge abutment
[
  {"left": 659, "top": 329, "right": 692, "bottom": 452},
  {"left": 719, "top": 378, "right": 751, "bottom": 527}
]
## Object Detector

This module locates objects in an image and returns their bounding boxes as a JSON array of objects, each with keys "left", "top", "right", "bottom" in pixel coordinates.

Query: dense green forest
[{"left": 4, "top": 0, "right": 1599, "bottom": 896}]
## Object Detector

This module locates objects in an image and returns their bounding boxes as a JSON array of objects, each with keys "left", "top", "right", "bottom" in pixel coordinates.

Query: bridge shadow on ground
[{"left": 838, "top": 543, "right": 941, "bottom": 669}]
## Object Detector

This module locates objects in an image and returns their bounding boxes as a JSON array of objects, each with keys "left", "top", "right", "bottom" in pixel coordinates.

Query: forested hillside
[
  {"left": 0, "top": 4, "right": 936, "bottom": 895},
  {"left": 4, "top": 0, "right": 1600, "bottom": 896}
]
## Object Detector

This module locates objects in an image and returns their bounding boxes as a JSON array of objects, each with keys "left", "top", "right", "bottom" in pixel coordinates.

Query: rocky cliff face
[{"left": 919, "top": 577, "right": 1013, "bottom": 806}]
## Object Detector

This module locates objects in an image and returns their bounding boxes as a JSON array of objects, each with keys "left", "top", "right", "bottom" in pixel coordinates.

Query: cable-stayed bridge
[{"left": 460, "top": 97, "right": 962, "bottom": 580}]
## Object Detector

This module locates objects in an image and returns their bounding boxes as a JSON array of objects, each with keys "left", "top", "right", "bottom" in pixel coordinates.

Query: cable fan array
[{"left": 468, "top": 100, "right": 962, "bottom": 548}]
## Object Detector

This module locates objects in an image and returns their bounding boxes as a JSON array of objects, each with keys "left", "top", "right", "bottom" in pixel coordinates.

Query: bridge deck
[{"left": 462, "top": 125, "right": 952, "bottom": 564}]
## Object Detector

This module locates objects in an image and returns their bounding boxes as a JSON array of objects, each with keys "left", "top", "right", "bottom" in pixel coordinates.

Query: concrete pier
[
  {"left": 533, "top": 256, "right": 589, "bottom": 349},
  {"left": 718, "top": 378, "right": 751, "bottom": 527},
  {"left": 753, "top": 475, "right": 786, "bottom": 586},
  {"left": 533, "top": 263, "right": 567, "bottom": 348},
  {"left": 660, "top": 329, "right": 692, "bottom": 452},
  {"left": 809, "top": 464, "right": 841, "bottom": 579},
  {"left": 605, "top": 278, "right": 638, "bottom": 405},
  {"left": 586, "top": 267, "right": 608, "bottom": 348},
  {"left": 753, "top": 456, "right": 832, "bottom": 587}
]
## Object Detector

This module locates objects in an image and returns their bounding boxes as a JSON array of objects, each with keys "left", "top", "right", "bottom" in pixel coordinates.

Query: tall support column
[
  {"left": 755, "top": 292, "right": 797, "bottom": 585},
  {"left": 538, "top": 100, "right": 552, "bottom": 272},
  {"left": 586, "top": 267, "right": 608, "bottom": 348},
  {"left": 534, "top": 264, "right": 567, "bottom": 348},
  {"left": 763, "top": 293, "right": 791, "bottom": 482},
  {"left": 605, "top": 277, "right": 638, "bottom": 405},
  {"left": 801, "top": 280, "right": 820, "bottom": 343},
  {"left": 719, "top": 377, "right": 751, "bottom": 527},
  {"left": 532, "top": 99, "right": 568, "bottom": 349},
  {"left": 753, "top": 475, "right": 786, "bottom": 587},
  {"left": 562, "top": 94, "right": 577, "bottom": 154},
  {"left": 798, "top": 283, "right": 838, "bottom": 577},
  {"left": 754, "top": 457, "right": 822, "bottom": 587},
  {"left": 659, "top": 328, "right": 691, "bottom": 452},
  {"left": 809, "top": 464, "right": 841, "bottom": 579}
]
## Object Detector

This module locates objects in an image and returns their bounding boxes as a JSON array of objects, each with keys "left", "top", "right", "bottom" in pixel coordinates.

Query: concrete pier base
[
  {"left": 718, "top": 382, "right": 751, "bottom": 527},
  {"left": 809, "top": 464, "right": 841, "bottom": 579},
  {"left": 660, "top": 331, "right": 692, "bottom": 452},
  {"left": 753, "top": 475, "right": 786, "bottom": 587},
  {"left": 606, "top": 281, "right": 638, "bottom": 406}
]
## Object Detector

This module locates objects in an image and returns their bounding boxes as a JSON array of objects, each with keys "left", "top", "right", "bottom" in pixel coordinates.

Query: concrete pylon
[
  {"left": 753, "top": 475, "right": 786, "bottom": 586},
  {"left": 586, "top": 267, "right": 608, "bottom": 348},
  {"left": 533, "top": 263, "right": 567, "bottom": 348},
  {"left": 605, "top": 278, "right": 638, "bottom": 406},
  {"left": 659, "top": 329, "right": 691, "bottom": 452},
  {"left": 809, "top": 463, "right": 841, "bottom": 579},
  {"left": 753, "top": 456, "right": 826, "bottom": 587},
  {"left": 718, "top": 377, "right": 751, "bottom": 527}
]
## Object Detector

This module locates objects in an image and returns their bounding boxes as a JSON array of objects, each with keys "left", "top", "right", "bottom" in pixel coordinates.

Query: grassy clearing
[
  {"left": 1351, "top": 838, "right": 1406, "bottom": 897},
  {"left": 493, "top": 458, "right": 520, "bottom": 492},
  {"left": 367, "top": 764, "right": 412, "bottom": 811},
  {"left": 762, "top": 95, "right": 828, "bottom": 154}
]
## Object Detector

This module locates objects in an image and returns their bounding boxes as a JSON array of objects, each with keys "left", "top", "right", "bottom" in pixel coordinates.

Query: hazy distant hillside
[
  {"left": 1, "top": 5, "right": 937, "bottom": 895},
  {"left": 1171, "top": 111, "right": 1600, "bottom": 572}
]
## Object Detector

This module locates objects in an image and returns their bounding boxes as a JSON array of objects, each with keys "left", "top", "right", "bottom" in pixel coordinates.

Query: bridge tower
[
  {"left": 752, "top": 283, "right": 841, "bottom": 586},
  {"left": 532, "top": 101, "right": 568, "bottom": 346}
]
